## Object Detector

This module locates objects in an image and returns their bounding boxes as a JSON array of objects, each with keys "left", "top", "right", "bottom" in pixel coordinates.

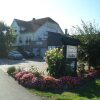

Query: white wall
[
  {"left": 11, "top": 20, "right": 63, "bottom": 46},
  {"left": 46, "top": 22, "right": 63, "bottom": 33},
  {"left": 19, "top": 33, "right": 34, "bottom": 45},
  {"left": 11, "top": 20, "right": 63, "bottom": 58},
  {"left": 33, "top": 23, "right": 47, "bottom": 41},
  {"left": 11, "top": 20, "right": 34, "bottom": 46},
  {"left": 11, "top": 20, "right": 20, "bottom": 46},
  {"left": 33, "top": 22, "right": 63, "bottom": 41}
]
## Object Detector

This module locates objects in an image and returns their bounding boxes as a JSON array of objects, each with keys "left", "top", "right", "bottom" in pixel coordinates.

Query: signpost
[{"left": 65, "top": 45, "right": 78, "bottom": 76}]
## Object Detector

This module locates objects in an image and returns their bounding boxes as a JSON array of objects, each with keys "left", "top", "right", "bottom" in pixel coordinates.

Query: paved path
[{"left": 0, "top": 69, "right": 49, "bottom": 100}]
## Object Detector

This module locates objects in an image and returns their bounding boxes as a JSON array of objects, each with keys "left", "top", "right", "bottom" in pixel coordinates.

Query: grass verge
[{"left": 28, "top": 78, "right": 100, "bottom": 100}]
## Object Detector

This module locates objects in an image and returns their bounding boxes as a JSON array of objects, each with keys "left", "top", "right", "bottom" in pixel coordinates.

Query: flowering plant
[
  {"left": 14, "top": 71, "right": 29, "bottom": 80},
  {"left": 87, "top": 70, "right": 100, "bottom": 79},
  {"left": 14, "top": 71, "right": 81, "bottom": 90},
  {"left": 59, "top": 76, "right": 81, "bottom": 88},
  {"left": 45, "top": 48, "right": 65, "bottom": 78}
]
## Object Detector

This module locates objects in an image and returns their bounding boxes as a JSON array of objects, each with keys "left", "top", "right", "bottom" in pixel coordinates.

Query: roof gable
[{"left": 14, "top": 17, "right": 58, "bottom": 33}]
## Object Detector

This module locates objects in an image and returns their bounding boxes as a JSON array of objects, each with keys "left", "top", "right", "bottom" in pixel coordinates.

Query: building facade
[{"left": 11, "top": 17, "right": 64, "bottom": 58}]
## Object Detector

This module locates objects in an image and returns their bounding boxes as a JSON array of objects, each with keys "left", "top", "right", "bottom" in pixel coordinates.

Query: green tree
[
  {"left": 0, "top": 32, "right": 7, "bottom": 57},
  {"left": 0, "top": 21, "right": 16, "bottom": 58},
  {"left": 72, "top": 20, "right": 100, "bottom": 70},
  {"left": 5, "top": 28, "right": 16, "bottom": 52}
]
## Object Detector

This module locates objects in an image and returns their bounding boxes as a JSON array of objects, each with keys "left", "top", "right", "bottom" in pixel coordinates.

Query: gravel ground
[{"left": 0, "top": 58, "right": 48, "bottom": 75}]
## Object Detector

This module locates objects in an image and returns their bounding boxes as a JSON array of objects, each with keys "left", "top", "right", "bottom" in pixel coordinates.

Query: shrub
[
  {"left": 87, "top": 70, "right": 100, "bottom": 79},
  {"left": 42, "top": 76, "right": 59, "bottom": 91},
  {"left": 7, "top": 66, "right": 16, "bottom": 76},
  {"left": 31, "top": 76, "right": 44, "bottom": 90},
  {"left": 59, "top": 76, "right": 81, "bottom": 88},
  {"left": 29, "top": 66, "right": 42, "bottom": 77},
  {"left": 32, "top": 76, "right": 63, "bottom": 91},
  {"left": 45, "top": 48, "right": 65, "bottom": 78},
  {"left": 77, "top": 63, "right": 85, "bottom": 78},
  {"left": 20, "top": 72, "right": 34, "bottom": 87}
]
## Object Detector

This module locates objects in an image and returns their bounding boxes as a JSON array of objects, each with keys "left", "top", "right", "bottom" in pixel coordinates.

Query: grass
[{"left": 28, "top": 78, "right": 100, "bottom": 100}]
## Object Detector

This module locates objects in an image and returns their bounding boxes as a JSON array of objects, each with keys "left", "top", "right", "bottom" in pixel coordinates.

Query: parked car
[
  {"left": 8, "top": 51, "right": 23, "bottom": 60},
  {"left": 17, "top": 49, "right": 34, "bottom": 59},
  {"left": 23, "top": 51, "right": 34, "bottom": 59}
]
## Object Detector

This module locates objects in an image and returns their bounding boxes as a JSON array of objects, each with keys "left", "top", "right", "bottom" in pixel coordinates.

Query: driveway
[
  {"left": 0, "top": 59, "right": 48, "bottom": 74},
  {"left": 0, "top": 69, "right": 50, "bottom": 100}
]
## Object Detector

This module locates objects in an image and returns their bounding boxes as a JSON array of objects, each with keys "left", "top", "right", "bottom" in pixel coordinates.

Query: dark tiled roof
[
  {"left": 62, "top": 35, "right": 80, "bottom": 45},
  {"left": 14, "top": 17, "right": 58, "bottom": 33},
  {"left": 48, "top": 32, "right": 80, "bottom": 46},
  {"left": 48, "top": 32, "right": 63, "bottom": 46}
]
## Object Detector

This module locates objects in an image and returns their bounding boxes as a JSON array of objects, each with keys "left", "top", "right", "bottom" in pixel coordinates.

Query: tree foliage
[
  {"left": 72, "top": 20, "right": 100, "bottom": 69},
  {"left": 0, "top": 21, "right": 16, "bottom": 58},
  {"left": 5, "top": 28, "right": 16, "bottom": 51},
  {"left": 0, "top": 32, "right": 7, "bottom": 57}
]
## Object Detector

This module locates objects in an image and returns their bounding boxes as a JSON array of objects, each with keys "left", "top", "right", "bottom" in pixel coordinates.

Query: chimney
[
  {"left": 65, "top": 29, "right": 68, "bottom": 34},
  {"left": 65, "top": 29, "right": 69, "bottom": 36},
  {"left": 32, "top": 18, "right": 35, "bottom": 22}
]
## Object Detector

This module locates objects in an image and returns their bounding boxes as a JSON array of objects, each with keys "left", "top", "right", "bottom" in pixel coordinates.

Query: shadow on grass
[
  {"left": 32, "top": 78, "right": 100, "bottom": 98},
  {"left": 70, "top": 77, "right": 100, "bottom": 99}
]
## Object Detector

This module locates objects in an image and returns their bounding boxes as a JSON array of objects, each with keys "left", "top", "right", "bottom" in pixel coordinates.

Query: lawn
[{"left": 28, "top": 78, "right": 100, "bottom": 100}]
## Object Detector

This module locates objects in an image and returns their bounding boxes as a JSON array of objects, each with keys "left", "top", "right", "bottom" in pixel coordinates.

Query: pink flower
[
  {"left": 21, "top": 73, "right": 34, "bottom": 80},
  {"left": 15, "top": 71, "right": 30, "bottom": 80}
]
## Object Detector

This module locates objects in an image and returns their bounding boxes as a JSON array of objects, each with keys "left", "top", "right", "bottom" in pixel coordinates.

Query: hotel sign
[{"left": 66, "top": 45, "right": 77, "bottom": 58}]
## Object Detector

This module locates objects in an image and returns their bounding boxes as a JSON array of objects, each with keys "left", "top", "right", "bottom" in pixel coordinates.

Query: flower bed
[
  {"left": 59, "top": 76, "right": 81, "bottom": 88},
  {"left": 11, "top": 69, "right": 100, "bottom": 91},
  {"left": 87, "top": 70, "right": 100, "bottom": 79},
  {"left": 13, "top": 71, "right": 82, "bottom": 91}
]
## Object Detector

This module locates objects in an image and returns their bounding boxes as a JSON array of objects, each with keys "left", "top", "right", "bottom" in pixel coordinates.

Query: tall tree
[
  {"left": 72, "top": 20, "right": 100, "bottom": 70},
  {"left": 5, "top": 28, "right": 16, "bottom": 52},
  {"left": 0, "top": 32, "right": 7, "bottom": 57},
  {"left": 0, "top": 21, "right": 16, "bottom": 58}
]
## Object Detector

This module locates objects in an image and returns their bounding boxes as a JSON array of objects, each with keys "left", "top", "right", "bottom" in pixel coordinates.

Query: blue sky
[{"left": 0, "top": 0, "right": 100, "bottom": 32}]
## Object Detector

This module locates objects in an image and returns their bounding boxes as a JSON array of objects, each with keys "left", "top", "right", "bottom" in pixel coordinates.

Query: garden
[{"left": 7, "top": 48, "right": 100, "bottom": 100}]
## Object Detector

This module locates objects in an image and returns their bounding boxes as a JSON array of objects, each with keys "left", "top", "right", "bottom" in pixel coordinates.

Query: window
[
  {"left": 25, "top": 37, "right": 28, "bottom": 44},
  {"left": 29, "top": 37, "right": 32, "bottom": 43},
  {"left": 25, "top": 37, "right": 32, "bottom": 44},
  {"left": 19, "top": 37, "right": 22, "bottom": 43},
  {"left": 38, "top": 37, "right": 41, "bottom": 41}
]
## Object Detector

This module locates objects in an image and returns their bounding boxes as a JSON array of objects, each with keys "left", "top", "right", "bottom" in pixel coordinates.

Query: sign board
[{"left": 66, "top": 45, "right": 77, "bottom": 58}]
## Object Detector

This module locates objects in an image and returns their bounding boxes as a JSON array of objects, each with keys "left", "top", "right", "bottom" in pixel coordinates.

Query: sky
[{"left": 0, "top": 0, "right": 100, "bottom": 32}]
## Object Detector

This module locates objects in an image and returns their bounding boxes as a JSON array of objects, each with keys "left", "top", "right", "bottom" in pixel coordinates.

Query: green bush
[
  {"left": 45, "top": 48, "right": 65, "bottom": 78},
  {"left": 29, "top": 66, "right": 43, "bottom": 77},
  {"left": 7, "top": 66, "right": 16, "bottom": 76}
]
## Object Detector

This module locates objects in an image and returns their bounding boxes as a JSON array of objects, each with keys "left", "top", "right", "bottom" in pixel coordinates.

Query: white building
[{"left": 11, "top": 17, "right": 64, "bottom": 58}]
